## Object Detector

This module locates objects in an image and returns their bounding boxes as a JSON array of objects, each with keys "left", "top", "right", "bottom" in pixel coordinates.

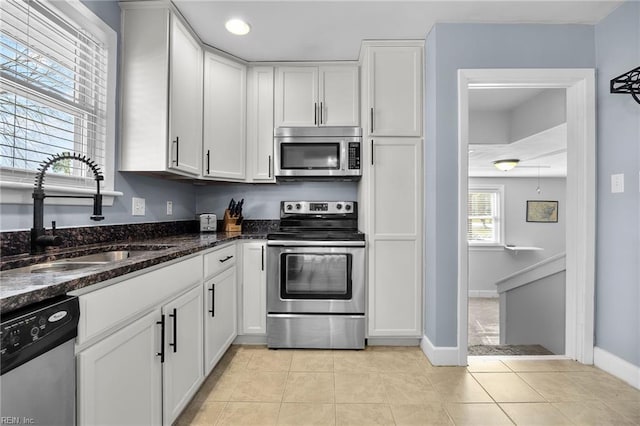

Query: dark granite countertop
[{"left": 0, "top": 232, "right": 267, "bottom": 314}]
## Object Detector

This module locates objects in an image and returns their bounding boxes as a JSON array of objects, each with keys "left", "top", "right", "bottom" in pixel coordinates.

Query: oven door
[{"left": 267, "top": 241, "right": 365, "bottom": 314}]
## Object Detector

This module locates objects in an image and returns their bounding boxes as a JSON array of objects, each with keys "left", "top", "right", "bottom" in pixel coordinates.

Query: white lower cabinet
[
  {"left": 241, "top": 242, "right": 267, "bottom": 335},
  {"left": 162, "top": 286, "right": 204, "bottom": 424},
  {"left": 77, "top": 284, "right": 202, "bottom": 426},
  {"left": 203, "top": 266, "right": 237, "bottom": 375},
  {"left": 77, "top": 310, "right": 162, "bottom": 426}
]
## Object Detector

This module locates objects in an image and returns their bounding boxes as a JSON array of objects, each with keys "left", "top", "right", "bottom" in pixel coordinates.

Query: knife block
[{"left": 223, "top": 209, "right": 242, "bottom": 232}]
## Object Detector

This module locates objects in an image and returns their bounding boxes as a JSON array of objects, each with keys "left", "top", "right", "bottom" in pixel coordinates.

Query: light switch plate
[
  {"left": 611, "top": 174, "right": 624, "bottom": 193},
  {"left": 166, "top": 201, "right": 173, "bottom": 215},
  {"left": 132, "top": 197, "right": 145, "bottom": 216}
]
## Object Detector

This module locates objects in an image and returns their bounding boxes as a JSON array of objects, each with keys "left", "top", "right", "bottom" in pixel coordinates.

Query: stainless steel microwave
[{"left": 273, "top": 127, "right": 362, "bottom": 180}]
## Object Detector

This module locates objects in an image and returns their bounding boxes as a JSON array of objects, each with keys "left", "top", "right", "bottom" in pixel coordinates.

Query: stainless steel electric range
[{"left": 266, "top": 201, "right": 366, "bottom": 349}]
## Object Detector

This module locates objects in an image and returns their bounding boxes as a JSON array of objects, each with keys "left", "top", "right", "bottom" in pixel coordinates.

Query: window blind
[
  {"left": 0, "top": 0, "right": 107, "bottom": 182},
  {"left": 468, "top": 190, "right": 500, "bottom": 243}
]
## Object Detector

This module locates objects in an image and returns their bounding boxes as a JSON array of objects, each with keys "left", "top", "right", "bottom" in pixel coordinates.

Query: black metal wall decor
[{"left": 610, "top": 66, "right": 640, "bottom": 104}]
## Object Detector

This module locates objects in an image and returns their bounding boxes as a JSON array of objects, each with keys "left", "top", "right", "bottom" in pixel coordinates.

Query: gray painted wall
[
  {"left": 424, "top": 23, "right": 595, "bottom": 347},
  {"left": 0, "top": 0, "right": 198, "bottom": 231},
  {"left": 469, "top": 177, "right": 566, "bottom": 294},
  {"left": 504, "top": 271, "right": 566, "bottom": 355},
  {"left": 195, "top": 182, "right": 358, "bottom": 220},
  {"left": 594, "top": 1, "right": 640, "bottom": 367}
]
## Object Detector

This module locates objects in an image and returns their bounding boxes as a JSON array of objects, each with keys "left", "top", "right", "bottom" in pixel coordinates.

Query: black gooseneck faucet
[{"left": 31, "top": 153, "right": 105, "bottom": 255}]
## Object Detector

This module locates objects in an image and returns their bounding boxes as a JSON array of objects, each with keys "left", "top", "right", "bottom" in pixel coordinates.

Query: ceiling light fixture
[
  {"left": 493, "top": 159, "right": 520, "bottom": 172},
  {"left": 225, "top": 19, "right": 251, "bottom": 36}
]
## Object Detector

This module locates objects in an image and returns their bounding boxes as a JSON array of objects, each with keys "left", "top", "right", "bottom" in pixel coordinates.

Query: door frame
[{"left": 457, "top": 69, "right": 596, "bottom": 365}]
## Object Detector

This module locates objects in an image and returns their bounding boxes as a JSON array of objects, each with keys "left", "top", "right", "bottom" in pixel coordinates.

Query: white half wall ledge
[
  {"left": 421, "top": 335, "right": 461, "bottom": 366},
  {"left": 594, "top": 346, "right": 640, "bottom": 390}
]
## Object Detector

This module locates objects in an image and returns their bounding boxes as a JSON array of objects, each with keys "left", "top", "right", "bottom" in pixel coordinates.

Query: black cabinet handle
[
  {"left": 206, "top": 149, "right": 210, "bottom": 175},
  {"left": 219, "top": 255, "right": 234, "bottom": 263},
  {"left": 268, "top": 155, "right": 272, "bottom": 178},
  {"left": 208, "top": 284, "right": 215, "bottom": 317},
  {"left": 156, "top": 314, "right": 165, "bottom": 363},
  {"left": 169, "top": 308, "right": 177, "bottom": 353},
  {"left": 370, "top": 108, "right": 374, "bottom": 134},
  {"left": 172, "top": 137, "right": 179, "bottom": 165},
  {"left": 314, "top": 102, "right": 318, "bottom": 125},
  {"left": 320, "top": 102, "right": 323, "bottom": 124},
  {"left": 261, "top": 245, "right": 264, "bottom": 271},
  {"left": 371, "top": 139, "right": 374, "bottom": 165}
]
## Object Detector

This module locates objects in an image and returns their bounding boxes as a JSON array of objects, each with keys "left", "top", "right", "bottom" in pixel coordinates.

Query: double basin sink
[{"left": 4, "top": 245, "right": 176, "bottom": 275}]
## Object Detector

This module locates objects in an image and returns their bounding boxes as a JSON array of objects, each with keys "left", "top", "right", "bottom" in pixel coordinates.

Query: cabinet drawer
[
  {"left": 203, "top": 244, "right": 236, "bottom": 279},
  {"left": 78, "top": 256, "right": 202, "bottom": 345}
]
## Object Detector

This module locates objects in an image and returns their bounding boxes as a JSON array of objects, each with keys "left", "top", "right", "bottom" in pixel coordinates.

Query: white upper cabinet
[
  {"left": 120, "top": 5, "right": 202, "bottom": 177},
  {"left": 365, "top": 45, "right": 422, "bottom": 137},
  {"left": 203, "top": 52, "right": 247, "bottom": 180},
  {"left": 275, "top": 65, "right": 359, "bottom": 127},
  {"left": 246, "top": 66, "right": 275, "bottom": 182}
]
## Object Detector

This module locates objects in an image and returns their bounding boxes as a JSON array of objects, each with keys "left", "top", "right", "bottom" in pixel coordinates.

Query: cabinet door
[
  {"left": 368, "top": 138, "right": 422, "bottom": 336},
  {"left": 247, "top": 66, "right": 275, "bottom": 182},
  {"left": 275, "top": 67, "right": 318, "bottom": 127},
  {"left": 241, "top": 242, "right": 267, "bottom": 334},
  {"left": 367, "top": 46, "right": 422, "bottom": 136},
  {"left": 203, "top": 52, "right": 246, "bottom": 180},
  {"left": 77, "top": 311, "right": 162, "bottom": 426},
  {"left": 163, "top": 286, "right": 204, "bottom": 425},
  {"left": 169, "top": 16, "right": 202, "bottom": 176},
  {"left": 319, "top": 65, "right": 359, "bottom": 126},
  {"left": 204, "top": 267, "right": 237, "bottom": 375}
]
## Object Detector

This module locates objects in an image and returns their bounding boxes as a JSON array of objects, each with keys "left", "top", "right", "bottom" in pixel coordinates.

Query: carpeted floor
[{"left": 468, "top": 344, "right": 554, "bottom": 356}]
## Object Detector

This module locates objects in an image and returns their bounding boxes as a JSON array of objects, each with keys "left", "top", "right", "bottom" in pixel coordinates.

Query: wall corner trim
[
  {"left": 420, "top": 335, "right": 461, "bottom": 366},
  {"left": 593, "top": 346, "right": 640, "bottom": 390}
]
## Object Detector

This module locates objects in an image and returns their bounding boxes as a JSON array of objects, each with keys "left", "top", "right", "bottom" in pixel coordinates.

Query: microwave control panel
[{"left": 348, "top": 142, "right": 361, "bottom": 170}]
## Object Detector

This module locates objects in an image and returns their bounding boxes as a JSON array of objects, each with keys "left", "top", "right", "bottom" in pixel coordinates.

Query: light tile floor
[{"left": 176, "top": 345, "right": 640, "bottom": 425}]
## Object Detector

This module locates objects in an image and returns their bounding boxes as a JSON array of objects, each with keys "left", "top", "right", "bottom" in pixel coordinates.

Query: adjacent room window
[
  {"left": 0, "top": 0, "right": 116, "bottom": 195},
  {"left": 468, "top": 186, "right": 504, "bottom": 246}
]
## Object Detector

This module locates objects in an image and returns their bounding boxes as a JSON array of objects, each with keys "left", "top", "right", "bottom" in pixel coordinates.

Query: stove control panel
[{"left": 282, "top": 201, "right": 356, "bottom": 215}]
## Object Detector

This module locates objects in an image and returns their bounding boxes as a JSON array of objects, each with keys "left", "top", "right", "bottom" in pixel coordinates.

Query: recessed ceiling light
[{"left": 225, "top": 19, "right": 251, "bottom": 36}]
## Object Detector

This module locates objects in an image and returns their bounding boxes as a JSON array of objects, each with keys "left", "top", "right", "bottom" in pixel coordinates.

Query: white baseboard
[
  {"left": 367, "top": 337, "right": 421, "bottom": 346},
  {"left": 593, "top": 346, "right": 640, "bottom": 390},
  {"left": 420, "top": 334, "right": 460, "bottom": 366},
  {"left": 233, "top": 334, "right": 267, "bottom": 345},
  {"left": 468, "top": 290, "right": 499, "bottom": 298}
]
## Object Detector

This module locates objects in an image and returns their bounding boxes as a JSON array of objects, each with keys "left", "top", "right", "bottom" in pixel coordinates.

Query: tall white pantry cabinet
[{"left": 359, "top": 41, "right": 424, "bottom": 338}]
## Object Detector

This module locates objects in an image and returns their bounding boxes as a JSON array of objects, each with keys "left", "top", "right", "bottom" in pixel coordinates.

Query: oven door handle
[{"left": 266, "top": 240, "right": 365, "bottom": 247}]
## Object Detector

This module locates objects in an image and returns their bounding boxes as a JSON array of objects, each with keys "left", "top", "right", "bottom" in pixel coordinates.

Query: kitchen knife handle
[
  {"left": 156, "top": 314, "right": 165, "bottom": 363},
  {"left": 208, "top": 284, "right": 215, "bottom": 317},
  {"left": 261, "top": 245, "right": 264, "bottom": 271},
  {"left": 172, "top": 137, "right": 179, "bottom": 165},
  {"left": 268, "top": 155, "right": 272, "bottom": 178},
  {"left": 320, "top": 102, "right": 323, "bottom": 124},
  {"left": 206, "top": 149, "right": 210, "bottom": 175},
  {"left": 314, "top": 102, "right": 318, "bottom": 125},
  {"left": 169, "top": 308, "right": 177, "bottom": 353},
  {"left": 370, "top": 108, "right": 374, "bottom": 133},
  {"left": 371, "top": 139, "right": 374, "bottom": 165}
]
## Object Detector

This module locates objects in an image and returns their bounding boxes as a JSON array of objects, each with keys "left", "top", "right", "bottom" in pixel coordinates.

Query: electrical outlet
[
  {"left": 611, "top": 174, "right": 624, "bottom": 193},
  {"left": 166, "top": 201, "right": 173, "bottom": 215},
  {"left": 132, "top": 197, "right": 145, "bottom": 216}
]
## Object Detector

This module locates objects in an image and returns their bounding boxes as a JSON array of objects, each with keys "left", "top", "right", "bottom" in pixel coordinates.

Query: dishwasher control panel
[{"left": 1, "top": 296, "right": 79, "bottom": 375}]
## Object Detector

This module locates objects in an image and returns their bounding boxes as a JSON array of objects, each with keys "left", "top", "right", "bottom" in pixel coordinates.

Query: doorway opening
[
  {"left": 466, "top": 87, "right": 567, "bottom": 357},
  {"left": 457, "top": 69, "right": 596, "bottom": 365}
]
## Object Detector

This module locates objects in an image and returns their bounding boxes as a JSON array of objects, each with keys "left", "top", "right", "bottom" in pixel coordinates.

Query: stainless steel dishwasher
[{"left": 1, "top": 296, "right": 80, "bottom": 425}]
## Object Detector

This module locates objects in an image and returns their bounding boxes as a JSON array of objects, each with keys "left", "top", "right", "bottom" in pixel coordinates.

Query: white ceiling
[
  {"left": 173, "top": 0, "right": 622, "bottom": 62},
  {"left": 468, "top": 87, "right": 567, "bottom": 177}
]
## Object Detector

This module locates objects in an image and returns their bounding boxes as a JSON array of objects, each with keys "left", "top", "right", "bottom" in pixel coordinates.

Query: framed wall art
[{"left": 526, "top": 200, "right": 559, "bottom": 223}]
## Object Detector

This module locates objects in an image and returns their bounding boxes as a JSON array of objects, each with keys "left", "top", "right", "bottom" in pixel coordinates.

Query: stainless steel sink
[{"left": 3, "top": 248, "right": 167, "bottom": 275}]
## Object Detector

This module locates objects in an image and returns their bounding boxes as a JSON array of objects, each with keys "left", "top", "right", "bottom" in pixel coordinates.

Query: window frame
[
  {"left": 0, "top": 0, "right": 120, "bottom": 205},
  {"left": 467, "top": 184, "right": 505, "bottom": 248}
]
